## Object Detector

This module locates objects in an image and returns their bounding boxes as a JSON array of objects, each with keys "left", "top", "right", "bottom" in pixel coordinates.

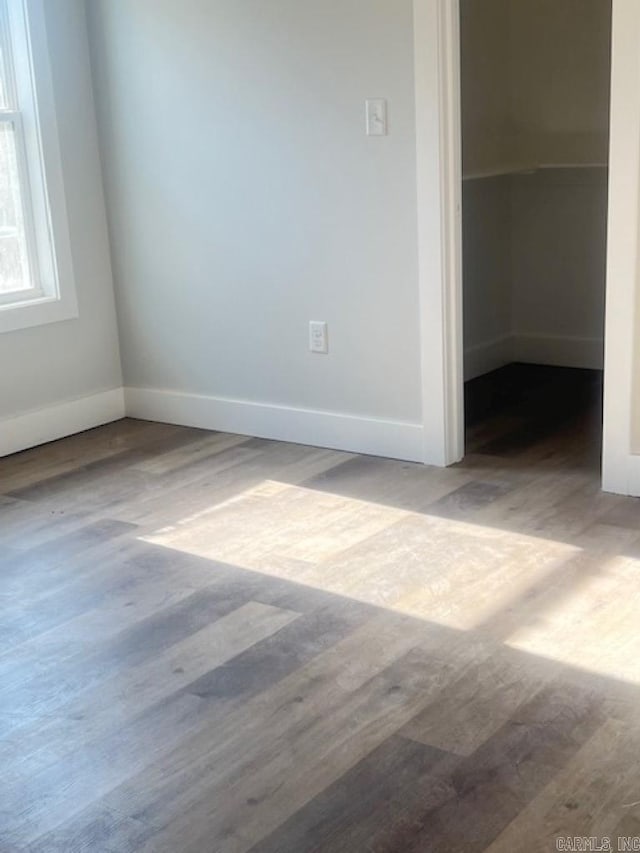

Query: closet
[{"left": 460, "top": 0, "right": 612, "bottom": 457}]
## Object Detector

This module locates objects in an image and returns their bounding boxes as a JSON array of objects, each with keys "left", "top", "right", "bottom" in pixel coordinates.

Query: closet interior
[{"left": 460, "top": 0, "right": 612, "bottom": 461}]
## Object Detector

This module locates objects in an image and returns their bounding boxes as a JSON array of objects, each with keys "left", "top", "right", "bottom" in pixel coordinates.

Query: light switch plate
[{"left": 366, "top": 99, "right": 388, "bottom": 136}]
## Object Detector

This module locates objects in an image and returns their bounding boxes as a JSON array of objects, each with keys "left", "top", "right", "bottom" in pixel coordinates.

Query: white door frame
[
  {"left": 417, "top": 0, "right": 640, "bottom": 495},
  {"left": 414, "top": 0, "right": 464, "bottom": 467},
  {"left": 601, "top": 0, "right": 640, "bottom": 495}
]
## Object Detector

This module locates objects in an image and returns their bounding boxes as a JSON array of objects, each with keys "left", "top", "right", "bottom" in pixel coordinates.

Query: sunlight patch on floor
[
  {"left": 140, "top": 477, "right": 640, "bottom": 683},
  {"left": 142, "top": 479, "right": 580, "bottom": 631},
  {"left": 506, "top": 552, "right": 640, "bottom": 684}
]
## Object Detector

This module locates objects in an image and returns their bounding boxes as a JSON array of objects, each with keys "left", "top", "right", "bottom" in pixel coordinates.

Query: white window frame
[{"left": 0, "top": 0, "right": 77, "bottom": 334}]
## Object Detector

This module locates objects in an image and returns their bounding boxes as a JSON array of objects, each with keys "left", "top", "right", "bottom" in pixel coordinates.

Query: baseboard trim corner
[
  {"left": 0, "top": 388, "right": 125, "bottom": 458},
  {"left": 464, "top": 334, "right": 514, "bottom": 381},
  {"left": 514, "top": 333, "right": 604, "bottom": 370},
  {"left": 124, "top": 387, "right": 425, "bottom": 463},
  {"left": 465, "top": 333, "right": 605, "bottom": 380}
]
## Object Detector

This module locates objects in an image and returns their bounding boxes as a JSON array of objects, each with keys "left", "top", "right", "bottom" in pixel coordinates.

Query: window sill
[{"left": 0, "top": 289, "right": 78, "bottom": 333}]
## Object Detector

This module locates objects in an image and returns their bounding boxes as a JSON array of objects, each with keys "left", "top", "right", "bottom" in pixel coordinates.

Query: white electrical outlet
[{"left": 309, "top": 321, "right": 328, "bottom": 354}]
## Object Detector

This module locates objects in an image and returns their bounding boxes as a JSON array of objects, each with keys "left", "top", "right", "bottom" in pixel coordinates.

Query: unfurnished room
[{"left": 3, "top": 1, "right": 640, "bottom": 851}]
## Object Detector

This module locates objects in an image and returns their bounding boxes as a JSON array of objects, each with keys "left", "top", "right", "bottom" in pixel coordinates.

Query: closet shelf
[{"left": 462, "top": 162, "right": 608, "bottom": 181}]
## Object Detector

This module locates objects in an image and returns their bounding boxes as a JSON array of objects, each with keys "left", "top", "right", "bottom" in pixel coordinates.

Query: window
[{"left": 0, "top": 0, "right": 76, "bottom": 333}]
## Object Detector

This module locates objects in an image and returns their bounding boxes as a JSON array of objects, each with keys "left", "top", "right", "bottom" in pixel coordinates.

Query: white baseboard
[
  {"left": 603, "top": 450, "right": 640, "bottom": 497},
  {"left": 0, "top": 332, "right": 605, "bottom": 467},
  {"left": 124, "top": 387, "right": 425, "bottom": 463},
  {"left": 0, "top": 388, "right": 125, "bottom": 458},
  {"left": 464, "top": 334, "right": 514, "bottom": 381},
  {"left": 514, "top": 334, "right": 604, "bottom": 370},
  {"left": 465, "top": 333, "right": 604, "bottom": 380}
]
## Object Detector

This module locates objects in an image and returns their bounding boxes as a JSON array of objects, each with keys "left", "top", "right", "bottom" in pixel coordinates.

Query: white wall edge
[
  {"left": 603, "top": 449, "right": 640, "bottom": 496},
  {"left": 0, "top": 387, "right": 125, "bottom": 458},
  {"left": 124, "top": 387, "right": 425, "bottom": 464},
  {"left": 601, "top": 0, "right": 640, "bottom": 497}
]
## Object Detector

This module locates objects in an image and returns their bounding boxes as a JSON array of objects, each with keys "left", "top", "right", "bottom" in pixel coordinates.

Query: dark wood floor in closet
[{"left": 465, "top": 362, "right": 603, "bottom": 458}]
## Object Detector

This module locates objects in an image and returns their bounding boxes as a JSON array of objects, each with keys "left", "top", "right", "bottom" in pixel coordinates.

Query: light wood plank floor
[{"left": 2, "top": 365, "right": 640, "bottom": 852}]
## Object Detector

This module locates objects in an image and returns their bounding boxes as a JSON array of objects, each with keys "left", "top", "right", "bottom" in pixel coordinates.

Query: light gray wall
[
  {"left": 460, "top": 0, "right": 512, "bottom": 176},
  {"left": 462, "top": 176, "right": 512, "bottom": 357},
  {"left": 463, "top": 168, "right": 608, "bottom": 379},
  {"left": 461, "top": 0, "right": 610, "bottom": 378},
  {"left": 87, "top": 0, "right": 422, "bottom": 424},
  {"left": 461, "top": 0, "right": 612, "bottom": 176},
  {"left": 511, "top": 168, "right": 608, "bottom": 344},
  {"left": 509, "top": 0, "right": 612, "bottom": 166},
  {"left": 0, "top": 0, "right": 122, "bottom": 418}
]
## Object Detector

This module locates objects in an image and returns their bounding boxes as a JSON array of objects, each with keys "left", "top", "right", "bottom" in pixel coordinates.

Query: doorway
[{"left": 458, "top": 0, "right": 612, "bottom": 468}]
